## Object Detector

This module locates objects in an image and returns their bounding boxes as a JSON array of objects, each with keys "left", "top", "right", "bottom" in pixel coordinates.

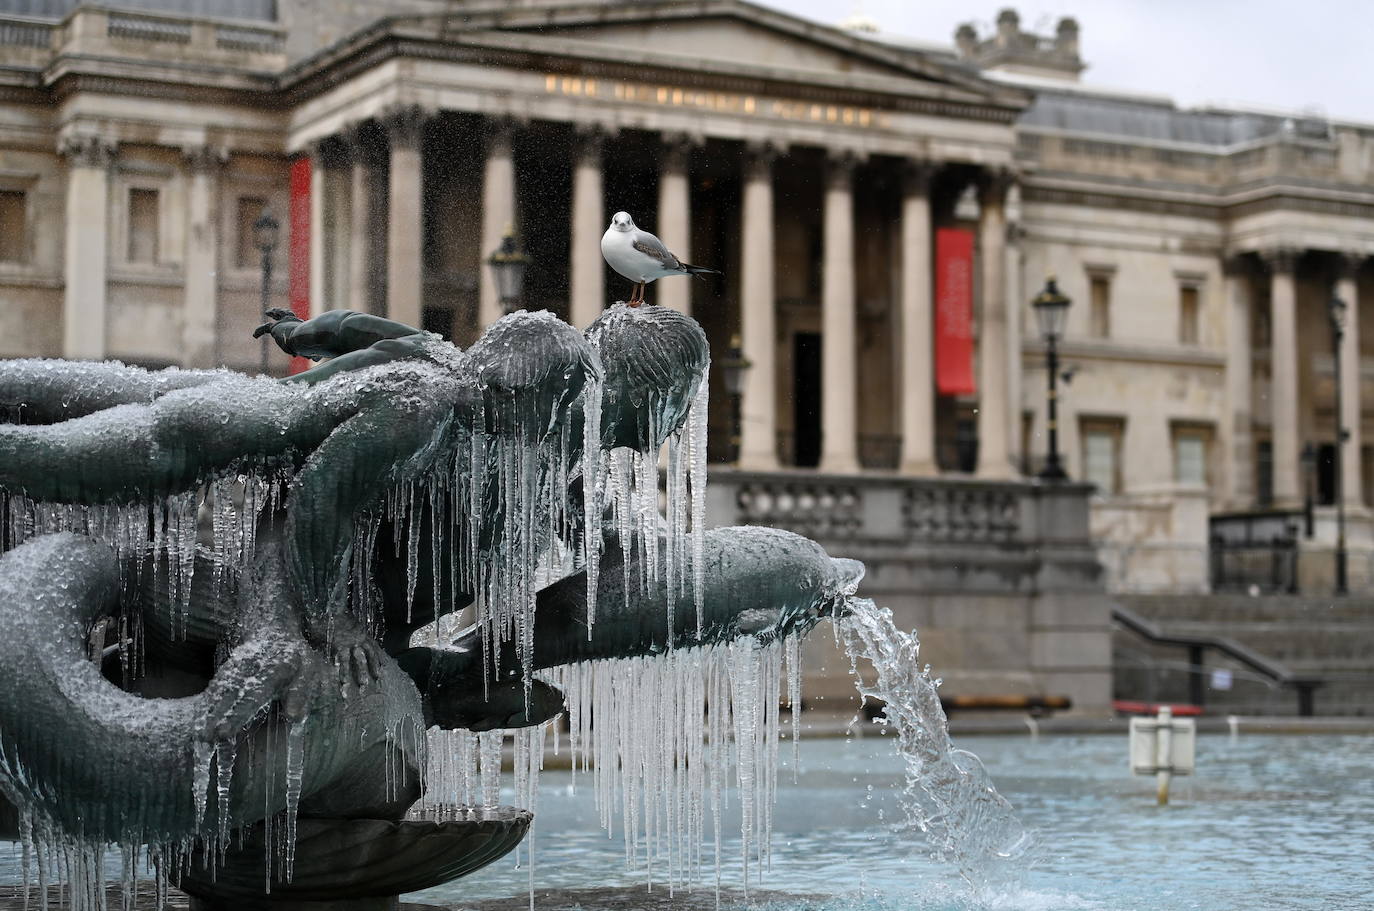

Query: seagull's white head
[{"left": 609, "top": 211, "right": 635, "bottom": 233}]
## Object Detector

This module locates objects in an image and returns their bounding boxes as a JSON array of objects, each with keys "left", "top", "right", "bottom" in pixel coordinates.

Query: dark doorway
[
  {"left": 794, "top": 332, "right": 821, "bottom": 467},
  {"left": 1316, "top": 442, "right": 1337, "bottom": 506}
]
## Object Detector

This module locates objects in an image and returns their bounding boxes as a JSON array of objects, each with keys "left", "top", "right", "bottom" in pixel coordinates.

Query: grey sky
[{"left": 763, "top": 0, "right": 1374, "bottom": 124}]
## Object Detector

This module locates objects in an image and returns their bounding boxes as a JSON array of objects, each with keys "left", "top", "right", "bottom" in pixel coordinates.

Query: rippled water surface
[
  {"left": 412, "top": 731, "right": 1374, "bottom": 911},
  {"left": 2, "top": 732, "right": 1369, "bottom": 910}
]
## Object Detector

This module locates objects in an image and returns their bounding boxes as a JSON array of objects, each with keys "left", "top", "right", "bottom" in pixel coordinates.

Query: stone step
[{"left": 1119, "top": 593, "right": 1371, "bottom": 623}]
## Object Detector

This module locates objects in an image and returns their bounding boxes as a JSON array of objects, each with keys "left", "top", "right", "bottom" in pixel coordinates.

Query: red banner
[
  {"left": 287, "top": 156, "right": 312, "bottom": 375},
  {"left": 934, "top": 227, "right": 976, "bottom": 397}
]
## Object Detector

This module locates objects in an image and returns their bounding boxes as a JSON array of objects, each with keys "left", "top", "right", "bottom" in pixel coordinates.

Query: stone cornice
[
  {"left": 1023, "top": 337, "right": 1227, "bottom": 370},
  {"left": 279, "top": 26, "right": 1024, "bottom": 127},
  {"left": 1023, "top": 173, "right": 1374, "bottom": 222}
]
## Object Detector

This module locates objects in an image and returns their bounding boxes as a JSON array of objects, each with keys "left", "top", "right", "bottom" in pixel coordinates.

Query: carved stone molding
[
  {"left": 182, "top": 145, "right": 228, "bottom": 175},
  {"left": 59, "top": 135, "right": 116, "bottom": 170}
]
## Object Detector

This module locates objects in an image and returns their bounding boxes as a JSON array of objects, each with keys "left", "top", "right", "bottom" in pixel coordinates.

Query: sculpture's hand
[
  {"left": 199, "top": 635, "right": 324, "bottom": 742},
  {"left": 308, "top": 613, "right": 385, "bottom": 693}
]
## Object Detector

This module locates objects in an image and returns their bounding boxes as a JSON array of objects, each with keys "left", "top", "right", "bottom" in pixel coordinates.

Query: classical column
[
  {"left": 1336, "top": 254, "right": 1363, "bottom": 507},
  {"left": 656, "top": 133, "right": 693, "bottom": 315},
  {"left": 1223, "top": 255, "right": 1255, "bottom": 508},
  {"left": 181, "top": 146, "right": 224, "bottom": 368},
  {"left": 308, "top": 144, "right": 326, "bottom": 317},
  {"left": 738, "top": 141, "right": 778, "bottom": 470},
  {"left": 975, "top": 169, "right": 1015, "bottom": 479},
  {"left": 385, "top": 106, "right": 426, "bottom": 328},
  {"left": 1265, "top": 248, "right": 1301, "bottom": 507},
  {"left": 569, "top": 126, "right": 605, "bottom": 328},
  {"left": 819, "top": 151, "right": 859, "bottom": 474},
  {"left": 61, "top": 136, "right": 113, "bottom": 360},
  {"left": 344, "top": 125, "right": 380, "bottom": 315},
  {"left": 1003, "top": 182, "right": 1025, "bottom": 473},
  {"left": 898, "top": 160, "right": 937, "bottom": 475},
  {"left": 478, "top": 118, "right": 517, "bottom": 329}
]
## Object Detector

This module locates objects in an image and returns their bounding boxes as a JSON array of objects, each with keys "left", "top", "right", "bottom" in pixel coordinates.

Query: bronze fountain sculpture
[{"left": 0, "top": 302, "right": 862, "bottom": 910}]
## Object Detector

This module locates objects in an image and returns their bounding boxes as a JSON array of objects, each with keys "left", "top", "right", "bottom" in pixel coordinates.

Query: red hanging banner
[
  {"left": 934, "top": 226, "right": 976, "bottom": 397},
  {"left": 287, "top": 156, "right": 312, "bottom": 375}
]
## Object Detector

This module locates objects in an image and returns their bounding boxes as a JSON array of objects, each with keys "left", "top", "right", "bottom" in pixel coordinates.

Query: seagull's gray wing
[{"left": 631, "top": 229, "right": 683, "bottom": 271}]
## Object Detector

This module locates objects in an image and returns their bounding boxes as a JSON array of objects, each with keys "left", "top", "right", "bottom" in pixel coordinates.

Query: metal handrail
[{"left": 1111, "top": 602, "right": 1322, "bottom": 716}]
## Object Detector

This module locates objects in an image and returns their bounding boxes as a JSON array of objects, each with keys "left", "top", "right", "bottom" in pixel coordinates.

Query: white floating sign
[{"left": 1129, "top": 710, "right": 1195, "bottom": 776}]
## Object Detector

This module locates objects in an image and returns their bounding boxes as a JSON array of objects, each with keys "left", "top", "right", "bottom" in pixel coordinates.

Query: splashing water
[{"left": 838, "top": 598, "right": 1035, "bottom": 886}]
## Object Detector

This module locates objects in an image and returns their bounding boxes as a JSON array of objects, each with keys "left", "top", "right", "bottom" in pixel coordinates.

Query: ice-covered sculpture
[{"left": 0, "top": 303, "right": 862, "bottom": 910}]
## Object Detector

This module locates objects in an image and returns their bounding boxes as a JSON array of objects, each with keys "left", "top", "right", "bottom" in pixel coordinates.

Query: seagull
[{"left": 600, "top": 211, "right": 721, "bottom": 307}]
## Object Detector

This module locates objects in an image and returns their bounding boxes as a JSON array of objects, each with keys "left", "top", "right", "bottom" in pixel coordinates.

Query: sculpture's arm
[
  {"left": 0, "top": 359, "right": 227, "bottom": 424},
  {"left": 282, "top": 338, "right": 436, "bottom": 386},
  {"left": 403, "top": 526, "right": 862, "bottom": 730},
  {"left": 0, "top": 376, "right": 347, "bottom": 503},
  {"left": 255, "top": 308, "right": 424, "bottom": 361}
]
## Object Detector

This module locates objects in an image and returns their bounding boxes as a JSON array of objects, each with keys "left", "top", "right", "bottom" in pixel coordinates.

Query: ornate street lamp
[
  {"left": 1031, "top": 276, "right": 1072, "bottom": 481},
  {"left": 1329, "top": 294, "right": 1349, "bottom": 595},
  {"left": 486, "top": 224, "right": 531, "bottom": 314},
  {"left": 253, "top": 209, "right": 280, "bottom": 376},
  {"left": 719, "top": 334, "right": 752, "bottom": 463}
]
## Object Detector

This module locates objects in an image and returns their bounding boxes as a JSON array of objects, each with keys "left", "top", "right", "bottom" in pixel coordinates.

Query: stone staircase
[{"left": 1113, "top": 593, "right": 1374, "bottom": 716}]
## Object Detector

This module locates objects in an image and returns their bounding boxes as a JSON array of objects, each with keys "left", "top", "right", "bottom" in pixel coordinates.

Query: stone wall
[{"left": 706, "top": 469, "right": 1115, "bottom": 716}]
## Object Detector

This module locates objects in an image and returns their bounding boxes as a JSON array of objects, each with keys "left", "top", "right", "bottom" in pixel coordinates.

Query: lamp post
[
  {"left": 1301, "top": 441, "right": 1316, "bottom": 539},
  {"left": 253, "top": 209, "right": 280, "bottom": 376},
  {"left": 719, "top": 333, "right": 752, "bottom": 463},
  {"left": 1329, "top": 294, "right": 1349, "bottom": 595},
  {"left": 486, "top": 224, "right": 531, "bottom": 315},
  {"left": 1031, "top": 276, "right": 1072, "bottom": 481}
]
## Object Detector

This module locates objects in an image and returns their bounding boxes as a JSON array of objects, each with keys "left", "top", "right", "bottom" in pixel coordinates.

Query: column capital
[
  {"left": 1260, "top": 246, "right": 1301, "bottom": 275},
  {"left": 59, "top": 134, "right": 116, "bottom": 170},
  {"left": 825, "top": 148, "right": 861, "bottom": 189},
  {"left": 743, "top": 139, "right": 780, "bottom": 178},
  {"left": 340, "top": 121, "right": 387, "bottom": 168},
  {"left": 571, "top": 122, "right": 608, "bottom": 161},
  {"left": 1334, "top": 251, "right": 1366, "bottom": 281},
  {"left": 661, "top": 130, "right": 702, "bottom": 165},
  {"left": 977, "top": 165, "right": 1017, "bottom": 207},
  {"left": 181, "top": 144, "right": 227, "bottom": 175},
  {"left": 380, "top": 103, "right": 429, "bottom": 150},
  {"left": 901, "top": 158, "right": 936, "bottom": 196}
]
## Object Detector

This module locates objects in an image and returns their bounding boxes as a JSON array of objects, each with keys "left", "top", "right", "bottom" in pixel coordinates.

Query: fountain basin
[{"left": 180, "top": 808, "right": 530, "bottom": 911}]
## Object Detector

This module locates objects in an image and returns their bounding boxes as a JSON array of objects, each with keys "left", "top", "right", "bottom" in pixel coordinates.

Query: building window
[
  {"left": 1179, "top": 284, "right": 1200, "bottom": 345},
  {"left": 1089, "top": 273, "right": 1111, "bottom": 338},
  {"left": 127, "top": 188, "right": 160, "bottom": 264},
  {"left": 0, "top": 190, "right": 25, "bottom": 262},
  {"left": 1172, "top": 423, "right": 1212, "bottom": 487},
  {"left": 236, "top": 196, "right": 267, "bottom": 269},
  {"left": 1081, "top": 417, "right": 1123, "bottom": 495},
  {"left": 1256, "top": 439, "right": 1273, "bottom": 507}
]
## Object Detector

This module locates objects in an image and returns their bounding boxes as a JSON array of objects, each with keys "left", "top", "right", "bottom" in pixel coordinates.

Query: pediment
[{"left": 527, "top": 16, "right": 919, "bottom": 83}]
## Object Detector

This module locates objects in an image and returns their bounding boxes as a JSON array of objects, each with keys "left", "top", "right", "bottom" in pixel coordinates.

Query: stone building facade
[{"left": 2, "top": 0, "right": 1373, "bottom": 710}]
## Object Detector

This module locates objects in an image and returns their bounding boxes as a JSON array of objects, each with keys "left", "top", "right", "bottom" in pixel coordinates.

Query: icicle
[
  {"left": 687, "top": 368, "right": 709, "bottom": 635},
  {"left": 282, "top": 722, "right": 306, "bottom": 884},
  {"left": 190, "top": 740, "right": 214, "bottom": 834}
]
